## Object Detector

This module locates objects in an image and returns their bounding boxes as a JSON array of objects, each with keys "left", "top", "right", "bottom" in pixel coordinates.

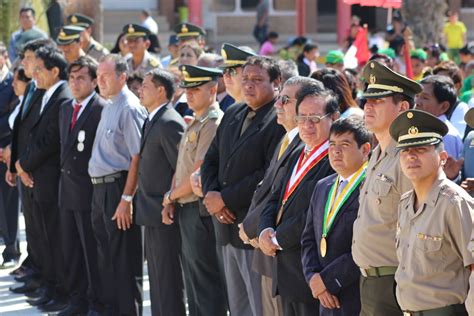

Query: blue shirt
[{"left": 463, "top": 131, "right": 474, "bottom": 179}]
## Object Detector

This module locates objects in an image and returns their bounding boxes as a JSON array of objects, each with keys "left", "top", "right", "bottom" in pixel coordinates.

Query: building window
[
  {"left": 242, "top": 0, "right": 259, "bottom": 11},
  {"left": 212, "top": 0, "right": 236, "bottom": 12}
]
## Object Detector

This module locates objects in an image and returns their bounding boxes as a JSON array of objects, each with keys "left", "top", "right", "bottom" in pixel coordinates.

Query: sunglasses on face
[{"left": 295, "top": 113, "right": 330, "bottom": 124}]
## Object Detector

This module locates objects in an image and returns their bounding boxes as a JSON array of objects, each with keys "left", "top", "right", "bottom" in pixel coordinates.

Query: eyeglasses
[
  {"left": 223, "top": 67, "right": 238, "bottom": 77},
  {"left": 276, "top": 94, "right": 296, "bottom": 105},
  {"left": 295, "top": 113, "right": 330, "bottom": 124}
]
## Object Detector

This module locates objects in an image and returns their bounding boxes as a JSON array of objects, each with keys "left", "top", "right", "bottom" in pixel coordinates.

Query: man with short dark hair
[
  {"left": 58, "top": 56, "right": 105, "bottom": 316},
  {"left": 56, "top": 25, "right": 86, "bottom": 64},
  {"left": 201, "top": 56, "right": 285, "bottom": 316},
  {"left": 15, "top": 47, "right": 72, "bottom": 312},
  {"left": 89, "top": 54, "right": 146, "bottom": 315},
  {"left": 135, "top": 68, "right": 186, "bottom": 316}
]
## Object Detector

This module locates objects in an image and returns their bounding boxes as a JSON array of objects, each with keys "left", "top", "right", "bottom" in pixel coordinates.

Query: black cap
[
  {"left": 389, "top": 109, "right": 448, "bottom": 149},
  {"left": 56, "top": 25, "right": 85, "bottom": 45},
  {"left": 123, "top": 24, "right": 150, "bottom": 39},
  {"left": 67, "top": 13, "right": 94, "bottom": 28},
  {"left": 180, "top": 65, "right": 223, "bottom": 88},
  {"left": 220, "top": 43, "right": 257, "bottom": 68},
  {"left": 362, "top": 60, "right": 422, "bottom": 99},
  {"left": 174, "top": 23, "right": 206, "bottom": 39}
]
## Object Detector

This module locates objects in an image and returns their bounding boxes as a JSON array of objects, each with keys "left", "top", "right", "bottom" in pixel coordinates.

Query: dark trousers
[
  {"left": 359, "top": 275, "right": 402, "bottom": 316},
  {"left": 145, "top": 225, "right": 185, "bottom": 316},
  {"left": 60, "top": 208, "right": 100, "bottom": 309},
  {"left": 177, "top": 202, "right": 227, "bottom": 316},
  {"left": 281, "top": 296, "right": 319, "bottom": 316},
  {"left": 0, "top": 163, "right": 19, "bottom": 261},
  {"left": 32, "top": 199, "right": 65, "bottom": 298},
  {"left": 91, "top": 176, "right": 143, "bottom": 316}
]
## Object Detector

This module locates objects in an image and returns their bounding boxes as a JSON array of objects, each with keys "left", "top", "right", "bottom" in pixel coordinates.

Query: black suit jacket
[
  {"left": 20, "top": 82, "right": 72, "bottom": 203},
  {"left": 0, "top": 72, "right": 18, "bottom": 147},
  {"left": 10, "top": 82, "right": 44, "bottom": 173},
  {"left": 297, "top": 61, "right": 311, "bottom": 77},
  {"left": 301, "top": 173, "right": 361, "bottom": 315},
  {"left": 259, "top": 147, "right": 334, "bottom": 303},
  {"left": 58, "top": 94, "right": 104, "bottom": 211},
  {"left": 136, "top": 103, "right": 186, "bottom": 227},
  {"left": 201, "top": 100, "right": 285, "bottom": 249}
]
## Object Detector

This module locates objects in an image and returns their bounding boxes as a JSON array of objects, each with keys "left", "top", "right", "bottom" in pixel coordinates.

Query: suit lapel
[
  {"left": 328, "top": 181, "right": 361, "bottom": 229},
  {"left": 32, "top": 82, "right": 65, "bottom": 127},
  {"left": 274, "top": 136, "right": 302, "bottom": 171},
  {"left": 21, "top": 87, "right": 43, "bottom": 120},
  {"left": 140, "top": 103, "right": 169, "bottom": 152}
]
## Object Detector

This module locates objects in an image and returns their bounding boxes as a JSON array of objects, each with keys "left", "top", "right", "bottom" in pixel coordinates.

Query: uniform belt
[
  {"left": 403, "top": 304, "right": 466, "bottom": 316},
  {"left": 91, "top": 172, "right": 124, "bottom": 185},
  {"left": 360, "top": 266, "right": 397, "bottom": 277}
]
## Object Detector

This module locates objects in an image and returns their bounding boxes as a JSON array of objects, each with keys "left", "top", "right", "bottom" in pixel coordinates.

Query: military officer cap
[
  {"left": 123, "top": 24, "right": 150, "bottom": 39},
  {"left": 56, "top": 25, "right": 85, "bottom": 45},
  {"left": 67, "top": 13, "right": 94, "bottom": 28},
  {"left": 465, "top": 108, "right": 474, "bottom": 128},
  {"left": 180, "top": 65, "right": 223, "bottom": 88},
  {"left": 174, "top": 23, "right": 206, "bottom": 39},
  {"left": 362, "top": 60, "right": 422, "bottom": 99},
  {"left": 220, "top": 43, "right": 257, "bottom": 69},
  {"left": 389, "top": 109, "right": 448, "bottom": 149},
  {"left": 325, "top": 50, "right": 344, "bottom": 64}
]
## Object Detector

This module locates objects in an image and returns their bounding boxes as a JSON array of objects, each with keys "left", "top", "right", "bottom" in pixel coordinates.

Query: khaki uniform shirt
[
  {"left": 352, "top": 140, "right": 412, "bottom": 269},
  {"left": 175, "top": 103, "right": 223, "bottom": 204},
  {"left": 395, "top": 175, "right": 474, "bottom": 311},
  {"left": 86, "top": 38, "right": 109, "bottom": 62},
  {"left": 126, "top": 51, "right": 162, "bottom": 77}
]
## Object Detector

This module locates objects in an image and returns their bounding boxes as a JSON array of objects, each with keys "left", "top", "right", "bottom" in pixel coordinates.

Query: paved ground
[{"left": 0, "top": 215, "right": 152, "bottom": 315}]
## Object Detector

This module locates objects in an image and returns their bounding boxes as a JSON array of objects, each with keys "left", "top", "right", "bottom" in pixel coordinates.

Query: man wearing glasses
[{"left": 258, "top": 83, "right": 338, "bottom": 316}]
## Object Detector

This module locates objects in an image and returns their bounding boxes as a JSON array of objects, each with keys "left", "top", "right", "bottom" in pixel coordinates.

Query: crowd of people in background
[{"left": 0, "top": 4, "right": 473, "bottom": 316}]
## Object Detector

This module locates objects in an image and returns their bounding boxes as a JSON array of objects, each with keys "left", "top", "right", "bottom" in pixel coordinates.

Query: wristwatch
[
  {"left": 164, "top": 190, "right": 175, "bottom": 204},
  {"left": 121, "top": 194, "right": 133, "bottom": 202}
]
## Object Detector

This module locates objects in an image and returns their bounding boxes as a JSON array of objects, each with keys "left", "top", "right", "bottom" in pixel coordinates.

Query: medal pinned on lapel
[
  {"left": 77, "top": 130, "right": 85, "bottom": 152},
  {"left": 187, "top": 131, "right": 197, "bottom": 143}
]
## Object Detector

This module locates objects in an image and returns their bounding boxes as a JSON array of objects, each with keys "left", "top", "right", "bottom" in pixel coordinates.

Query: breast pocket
[
  {"left": 413, "top": 234, "right": 444, "bottom": 273},
  {"left": 371, "top": 177, "right": 397, "bottom": 222}
]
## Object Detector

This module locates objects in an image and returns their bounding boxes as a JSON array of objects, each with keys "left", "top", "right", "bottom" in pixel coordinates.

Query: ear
[
  {"left": 361, "top": 142, "right": 371, "bottom": 158},
  {"left": 439, "top": 150, "right": 448, "bottom": 163},
  {"left": 144, "top": 39, "right": 151, "bottom": 49},
  {"left": 272, "top": 78, "right": 281, "bottom": 92},
  {"left": 399, "top": 100, "right": 410, "bottom": 112},
  {"left": 331, "top": 111, "right": 340, "bottom": 121},
  {"left": 439, "top": 100, "right": 450, "bottom": 115},
  {"left": 51, "top": 67, "right": 60, "bottom": 79}
]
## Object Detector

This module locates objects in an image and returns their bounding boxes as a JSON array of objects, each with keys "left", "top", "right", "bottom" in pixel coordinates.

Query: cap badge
[
  {"left": 408, "top": 126, "right": 419, "bottom": 136},
  {"left": 221, "top": 48, "right": 227, "bottom": 61},
  {"left": 59, "top": 31, "right": 66, "bottom": 38},
  {"left": 128, "top": 24, "right": 135, "bottom": 34},
  {"left": 181, "top": 24, "right": 189, "bottom": 34},
  {"left": 407, "top": 112, "right": 414, "bottom": 119},
  {"left": 370, "top": 62, "right": 375, "bottom": 69},
  {"left": 369, "top": 74, "right": 376, "bottom": 85},
  {"left": 71, "top": 15, "right": 78, "bottom": 24}
]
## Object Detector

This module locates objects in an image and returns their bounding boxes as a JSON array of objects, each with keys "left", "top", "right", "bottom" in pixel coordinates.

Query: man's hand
[
  {"left": 5, "top": 170, "right": 16, "bottom": 187},
  {"left": 318, "top": 290, "right": 340, "bottom": 309},
  {"left": 15, "top": 160, "right": 33, "bottom": 188},
  {"left": 162, "top": 204, "right": 176, "bottom": 225},
  {"left": 112, "top": 199, "right": 133, "bottom": 231},
  {"left": 215, "top": 207, "right": 236, "bottom": 224},
  {"left": 2, "top": 146, "right": 11, "bottom": 166},
  {"left": 444, "top": 157, "right": 464, "bottom": 180},
  {"left": 461, "top": 178, "right": 474, "bottom": 193},
  {"left": 238, "top": 223, "right": 251, "bottom": 244},
  {"left": 162, "top": 190, "right": 174, "bottom": 207},
  {"left": 259, "top": 229, "right": 278, "bottom": 257},
  {"left": 190, "top": 169, "right": 203, "bottom": 197},
  {"left": 204, "top": 191, "right": 225, "bottom": 215},
  {"left": 309, "top": 273, "right": 327, "bottom": 299}
]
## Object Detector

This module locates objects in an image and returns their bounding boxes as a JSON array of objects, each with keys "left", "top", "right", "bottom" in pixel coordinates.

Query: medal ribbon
[
  {"left": 282, "top": 140, "right": 329, "bottom": 204},
  {"left": 322, "top": 162, "right": 367, "bottom": 237}
]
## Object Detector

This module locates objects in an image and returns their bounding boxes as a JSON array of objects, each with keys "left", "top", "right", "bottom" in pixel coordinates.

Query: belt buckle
[{"left": 360, "top": 268, "right": 368, "bottom": 277}]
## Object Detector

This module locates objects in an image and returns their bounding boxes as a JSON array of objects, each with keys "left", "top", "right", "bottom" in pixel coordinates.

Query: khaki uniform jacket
[
  {"left": 86, "top": 38, "right": 109, "bottom": 62},
  {"left": 126, "top": 51, "right": 162, "bottom": 77}
]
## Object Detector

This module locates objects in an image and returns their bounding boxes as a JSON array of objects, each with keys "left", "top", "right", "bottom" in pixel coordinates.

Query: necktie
[
  {"left": 336, "top": 179, "right": 348, "bottom": 197},
  {"left": 142, "top": 117, "right": 150, "bottom": 136},
  {"left": 277, "top": 134, "right": 290, "bottom": 160},
  {"left": 21, "top": 84, "right": 36, "bottom": 118},
  {"left": 240, "top": 110, "right": 256, "bottom": 136},
  {"left": 70, "top": 103, "right": 82, "bottom": 131}
]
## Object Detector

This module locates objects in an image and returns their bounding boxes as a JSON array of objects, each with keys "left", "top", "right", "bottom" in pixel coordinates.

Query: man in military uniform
[
  {"left": 56, "top": 25, "right": 86, "bottom": 64},
  {"left": 390, "top": 109, "right": 474, "bottom": 316},
  {"left": 162, "top": 64, "right": 227, "bottom": 316},
  {"left": 351, "top": 61, "right": 422, "bottom": 316},
  {"left": 123, "top": 23, "right": 161, "bottom": 77},
  {"left": 66, "top": 13, "right": 109, "bottom": 62},
  {"left": 174, "top": 22, "right": 206, "bottom": 48}
]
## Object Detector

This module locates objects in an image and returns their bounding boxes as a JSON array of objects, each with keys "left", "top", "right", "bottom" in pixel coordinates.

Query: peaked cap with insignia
[
  {"left": 56, "top": 25, "right": 85, "bottom": 45},
  {"left": 362, "top": 60, "right": 422, "bottom": 99},
  {"left": 67, "top": 13, "right": 94, "bottom": 28},
  {"left": 174, "top": 23, "right": 206, "bottom": 39},
  {"left": 220, "top": 43, "right": 257, "bottom": 69},
  {"left": 180, "top": 65, "right": 223, "bottom": 88},
  {"left": 123, "top": 24, "right": 150, "bottom": 39},
  {"left": 390, "top": 109, "right": 448, "bottom": 149}
]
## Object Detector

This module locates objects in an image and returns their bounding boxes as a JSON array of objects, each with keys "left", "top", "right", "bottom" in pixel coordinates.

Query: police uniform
[
  {"left": 56, "top": 25, "right": 86, "bottom": 63},
  {"left": 170, "top": 65, "right": 227, "bottom": 315},
  {"left": 389, "top": 110, "right": 474, "bottom": 316},
  {"left": 351, "top": 61, "right": 422, "bottom": 316},
  {"left": 67, "top": 13, "right": 109, "bottom": 62},
  {"left": 123, "top": 24, "right": 162, "bottom": 77}
]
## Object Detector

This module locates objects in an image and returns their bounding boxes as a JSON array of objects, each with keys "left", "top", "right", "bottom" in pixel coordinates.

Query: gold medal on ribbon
[{"left": 320, "top": 236, "right": 327, "bottom": 257}]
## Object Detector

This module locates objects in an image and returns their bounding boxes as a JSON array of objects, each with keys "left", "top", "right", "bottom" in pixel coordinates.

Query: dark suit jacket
[
  {"left": 259, "top": 149, "right": 334, "bottom": 303},
  {"left": 136, "top": 103, "right": 186, "bottom": 227},
  {"left": 301, "top": 173, "right": 361, "bottom": 315},
  {"left": 201, "top": 100, "right": 285, "bottom": 249},
  {"left": 58, "top": 94, "right": 104, "bottom": 211},
  {"left": 0, "top": 72, "right": 18, "bottom": 147},
  {"left": 20, "top": 82, "right": 72, "bottom": 203},
  {"left": 297, "top": 61, "right": 311, "bottom": 77},
  {"left": 10, "top": 82, "right": 44, "bottom": 173}
]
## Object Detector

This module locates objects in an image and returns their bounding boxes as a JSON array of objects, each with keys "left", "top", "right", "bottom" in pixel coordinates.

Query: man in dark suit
[
  {"left": 135, "top": 68, "right": 186, "bottom": 316},
  {"left": 301, "top": 117, "right": 371, "bottom": 315},
  {"left": 201, "top": 56, "right": 285, "bottom": 316},
  {"left": 57, "top": 56, "right": 104, "bottom": 316},
  {"left": 258, "top": 85, "right": 338, "bottom": 316},
  {"left": 15, "top": 47, "right": 72, "bottom": 312},
  {"left": 240, "top": 76, "right": 318, "bottom": 316}
]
